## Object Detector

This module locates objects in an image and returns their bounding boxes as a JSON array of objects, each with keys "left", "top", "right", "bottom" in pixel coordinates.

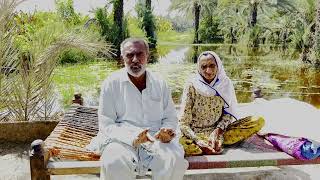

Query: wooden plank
[
  {"left": 47, "top": 148, "right": 320, "bottom": 175},
  {"left": 48, "top": 161, "right": 151, "bottom": 179},
  {"left": 47, "top": 161, "right": 100, "bottom": 175},
  {"left": 186, "top": 149, "right": 293, "bottom": 163}
]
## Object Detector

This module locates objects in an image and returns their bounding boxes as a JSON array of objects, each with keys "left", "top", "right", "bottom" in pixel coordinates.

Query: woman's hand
[
  {"left": 196, "top": 140, "right": 220, "bottom": 155},
  {"left": 208, "top": 128, "right": 224, "bottom": 153}
]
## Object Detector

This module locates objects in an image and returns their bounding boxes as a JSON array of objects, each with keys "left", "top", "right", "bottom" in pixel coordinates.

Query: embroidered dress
[
  {"left": 179, "top": 51, "right": 264, "bottom": 156},
  {"left": 179, "top": 82, "right": 265, "bottom": 156}
]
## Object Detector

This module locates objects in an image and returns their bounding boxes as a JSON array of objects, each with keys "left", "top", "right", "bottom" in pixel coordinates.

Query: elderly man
[{"left": 96, "top": 38, "right": 187, "bottom": 180}]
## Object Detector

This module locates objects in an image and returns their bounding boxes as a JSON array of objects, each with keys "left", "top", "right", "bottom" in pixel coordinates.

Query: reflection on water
[
  {"left": 158, "top": 47, "right": 189, "bottom": 64},
  {"left": 54, "top": 44, "right": 320, "bottom": 109},
  {"left": 153, "top": 44, "right": 320, "bottom": 108}
]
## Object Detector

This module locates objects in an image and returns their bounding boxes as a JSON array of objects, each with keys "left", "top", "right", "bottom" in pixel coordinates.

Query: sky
[{"left": 17, "top": 0, "right": 172, "bottom": 17}]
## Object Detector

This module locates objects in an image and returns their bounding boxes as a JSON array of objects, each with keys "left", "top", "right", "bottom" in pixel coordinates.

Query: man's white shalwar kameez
[{"left": 88, "top": 68, "right": 187, "bottom": 180}]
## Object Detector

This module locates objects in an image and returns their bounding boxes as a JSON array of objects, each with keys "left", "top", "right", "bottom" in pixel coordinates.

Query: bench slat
[
  {"left": 48, "top": 161, "right": 100, "bottom": 175},
  {"left": 47, "top": 148, "right": 320, "bottom": 175}
]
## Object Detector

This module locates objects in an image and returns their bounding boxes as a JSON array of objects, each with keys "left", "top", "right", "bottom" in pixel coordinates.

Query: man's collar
[{"left": 119, "top": 68, "right": 130, "bottom": 82}]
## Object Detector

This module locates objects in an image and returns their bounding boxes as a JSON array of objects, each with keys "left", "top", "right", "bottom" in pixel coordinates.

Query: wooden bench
[{"left": 29, "top": 105, "right": 320, "bottom": 180}]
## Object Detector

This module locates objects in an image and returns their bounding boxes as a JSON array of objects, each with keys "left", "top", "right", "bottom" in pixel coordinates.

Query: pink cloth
[{"left": 264, "top": 133, "right": 308, "bottom": 160}]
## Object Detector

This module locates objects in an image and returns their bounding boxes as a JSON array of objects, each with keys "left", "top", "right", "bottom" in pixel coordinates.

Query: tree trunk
[
  {"left": 250, "top": 3, "right": 258, "bottom": 27},
  {"left": 144, "top": 0, "right": 157, "bottom": 48},
  {"left": 230, "top": 27, "right": 236, "bottom": 44},
  {"left": 313, "top": 0, "right": 320, "bottom": 67},
  {"left": 194, "top": 2, "right": 200, "bottom": 44},
  {"left": 113, "top": 0, "right": 123, "bottom": 37},
  {"left": 113, "top": 0, "right": 124, "bottom": 57},
  {"left": 282, "top": 30, "right": 288, "bottom": 50},
  {"left": 301, "top": 26, "right": 314, "bottom": 64}
]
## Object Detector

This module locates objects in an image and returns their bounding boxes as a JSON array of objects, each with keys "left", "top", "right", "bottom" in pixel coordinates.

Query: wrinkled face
[
  {"left": 122, "top": 41, "right": 148, "bottom": 77},
  {"left": 198, "top": 54, "right": 218, "bottom": 83}
]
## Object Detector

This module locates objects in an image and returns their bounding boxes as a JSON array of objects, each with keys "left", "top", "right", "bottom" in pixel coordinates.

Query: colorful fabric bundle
[{"left": 264, "top": 133, "right": 320, "bottom": 160}]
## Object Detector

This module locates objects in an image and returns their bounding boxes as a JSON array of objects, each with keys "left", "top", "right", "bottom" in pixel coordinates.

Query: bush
[
  {"left": 156, "top": 16, "right": 173, "bottom": 32},
  {"left": 199, "top": 15, "right": 223, "bottom": 43},
  {"left": 58, "top": 49, "right": 93, "bottom": 64},
  {"left": 56, "top": 0, "right": 81, "bottom": 25}
]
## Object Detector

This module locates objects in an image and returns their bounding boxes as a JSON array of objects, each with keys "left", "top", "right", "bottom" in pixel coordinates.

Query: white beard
[{"left": 126, "top": 64, "right": 146, "bottom": 77}]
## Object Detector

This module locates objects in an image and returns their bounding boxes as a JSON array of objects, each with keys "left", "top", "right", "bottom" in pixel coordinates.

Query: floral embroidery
[{"left": 179, "top": 83, "right": 235, "bottom": 141}]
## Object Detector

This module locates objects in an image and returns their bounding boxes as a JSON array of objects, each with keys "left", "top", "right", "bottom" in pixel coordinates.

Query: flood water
[
  {"left": 151, "top": 44, "right": 320, "bottom": 108},
  {"left": 54, "top": 44, "right": 320, "bottom": 109}
]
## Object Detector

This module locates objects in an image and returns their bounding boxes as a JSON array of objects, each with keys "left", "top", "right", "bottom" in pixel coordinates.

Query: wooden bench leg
[{"left": 30, "top": 139, "right": 50, "bottom": 180}]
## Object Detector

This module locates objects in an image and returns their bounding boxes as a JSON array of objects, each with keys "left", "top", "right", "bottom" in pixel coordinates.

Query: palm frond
[
  {"left": 0, "top": 0, "right": 22, "bottom": 110},
  {"left": 1, "top": 0, "right": 114, "bottom": 121}
]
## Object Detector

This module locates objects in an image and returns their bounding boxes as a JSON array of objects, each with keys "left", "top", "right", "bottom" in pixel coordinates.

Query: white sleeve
[
  {"left": 98, "top": 79, "right": 142, "bottom": 146},
  {"left": 161, "top": 81, "right": 178, "bottom": 130}
]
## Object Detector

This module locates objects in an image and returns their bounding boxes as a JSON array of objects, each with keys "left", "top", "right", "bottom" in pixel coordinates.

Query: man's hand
[
  {"left": 208, "top": 128, "right": 224, "bottom": 154},
  {"left": 133, "top": 129, "right": 155, "bottom": 147},
  {"left": 155, "top": 128, "right": 175, "bottom": 143}
]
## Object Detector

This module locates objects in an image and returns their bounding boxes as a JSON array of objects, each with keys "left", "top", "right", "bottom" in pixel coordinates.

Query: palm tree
[
  {"left": 112, "top": 0, "right": 124, "bottom": 57},
  {"left": 219, "top": 0, "right": 295, "bottom": 27},
  {"left": 145, "top": 0, "right": 157, "bottom": 48},
  {"left": 1, "top": 0, "right": 113, "bottom": 121},
  {"left": 217, "top": 1, "right": 248, "bottom": 43},
  {"left": 0, "top": 0, "right": 21, "bottom": 110},
  {"left": 135, "top": 0, "right": 157, "bottom": 48},
  {"left": 170, "top": 0, "right": 217, "bottom": 43},
  {"left": 248, "top": 0, "right": 295, "bottom": 27},
  {"left": 287, "top": 0, "right": 316, "bottom": 63},
  {"left": 218, "top": 0, "right": 296, "bottom": 47},
  {"left": 261, "top": 12, "right": 297, "bottom": 49}
]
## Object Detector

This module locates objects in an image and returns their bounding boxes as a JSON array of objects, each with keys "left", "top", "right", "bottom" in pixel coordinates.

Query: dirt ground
[{"left": 0, "top": 142, "right": 319, "bottom": 180}]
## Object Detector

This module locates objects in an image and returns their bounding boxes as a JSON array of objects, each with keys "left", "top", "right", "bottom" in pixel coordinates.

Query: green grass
[
  {"left": 158, "top": 30, "right": 193, "bottom": 44},
  {"left": 126, "top": 16, "right": 193, "bottom": 45},
  {"left": 148, "top": 63, "right": 196, "bottom": 103},
  {"left": 53, "top": 61, "right": 118, "bottom": 108},
  {"left": 52, "top": 61, "right": 196, "bottom": 107},
  {"left": 127, "top": 17, "right": 145, "bottom": 38}
]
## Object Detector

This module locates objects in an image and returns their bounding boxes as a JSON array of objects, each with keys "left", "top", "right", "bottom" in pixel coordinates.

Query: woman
[{"left": 179, "top": 51, "right": 264, "bottom": 156}]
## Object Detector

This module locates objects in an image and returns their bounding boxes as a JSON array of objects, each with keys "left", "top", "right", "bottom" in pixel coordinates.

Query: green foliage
[
  {"left": 95, "top": 7, "right": 129, "bottom": 55},
  {"left": 13, "top": 12, "right": 59, "bottom": 53},
  {"left": 247, "top": 26, "right": 264, "bottom": 48},
  {"left": 127, "top": 16, "right": 145, "bottom": 37},
  {"left": 58, "top": 49, "right": 94, "bottom": 64},
  {"left": 170, "top": 0, "right": 218, "bottom": 43},
  {"left": 166, "top": 16, "right": 193, "bottom": 32},
  {"left": 217, "top": 2, "right": 248, "bottom": 43},
  {"left": 156, "top": 16, "right": 173, "bottom": 32},
  {"left": 55, "top": 0, "right": 81, "bottom": 25},
  {"left": 135, "top": 0, "right": 157, "bottom": 47},
  {"left": 157, "top": 30, "right": 193, "bottom": 44},
  {"left": 95, "top": 8, "right": 113, "bottom": 39},
  {"left": 0, "top": 0, "right": 20, "bottom": 110},
  {"left": 1, "top": 1, "right": 112, "bottom": 121},
  {"left": 53, "top": 61, "right": 118, "bottom": 107},
  {"left": 199, "top": 15, "right": 223, "bottom": 43}
]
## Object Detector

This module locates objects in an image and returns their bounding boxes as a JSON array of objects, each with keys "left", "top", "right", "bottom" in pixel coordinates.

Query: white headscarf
[{"left": 192, "top": 51, "right": 239, "bottom": 120}]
